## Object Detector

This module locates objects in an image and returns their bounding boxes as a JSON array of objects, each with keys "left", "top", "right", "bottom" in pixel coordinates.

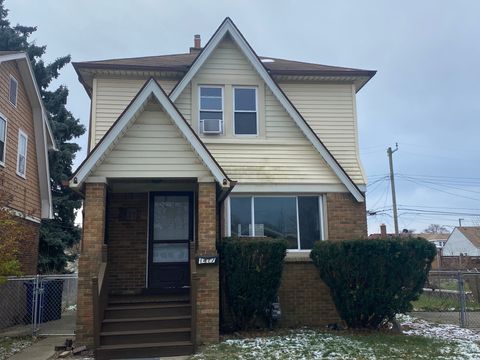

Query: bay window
[{"left": 229, "top": 195, "right": 323, "bottom": 250}]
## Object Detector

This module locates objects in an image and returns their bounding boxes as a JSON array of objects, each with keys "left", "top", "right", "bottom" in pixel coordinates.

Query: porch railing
[
  {"left": 92, "top": 249, "right": 109, "bottom": 350},
  {"left": 190, "top": 242, "right": 198, "bottom": 352}
]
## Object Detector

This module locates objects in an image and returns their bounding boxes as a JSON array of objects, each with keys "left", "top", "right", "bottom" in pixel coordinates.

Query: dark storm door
[{"left": 148, "top": 192, "right": 193, "bottom": 290}]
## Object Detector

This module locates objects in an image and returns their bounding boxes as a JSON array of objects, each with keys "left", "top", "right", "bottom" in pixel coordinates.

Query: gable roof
[
  {"left": 73, "top": 45, "right": 375, "bottom": 97},
  {"left": 69, "top": 77, "right": 231, "bottom": 189},
  {"left": 169, "top": 17, "right": 364, "bottom": 202},
  {"left": 456, "top": 227, "right": 480, "bottom": 248},
  {"left": 75, "top": 53, "right": 375, "bottom": 77},
  {"left": 0, "top": 51, "right": 56, "bottom": 219}
]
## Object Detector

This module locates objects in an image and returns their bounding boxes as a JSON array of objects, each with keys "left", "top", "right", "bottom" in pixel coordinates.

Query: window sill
[{"left": 16, "top": 171, "right": 26, "bottom": 180}]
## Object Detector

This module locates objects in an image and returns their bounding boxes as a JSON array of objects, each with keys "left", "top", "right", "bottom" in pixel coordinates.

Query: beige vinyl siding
[
  {"left": 278, "top": 82, "right": 366, "bottom": 184},
  {"left": 92, "top": 77, "right": 182, "bottom": 148},
  {"left": 179, "top": 35, "right": 341, "bottom": 184},
  {"left": 208, "top": 142, "right": 338, "bottom": 183},
  {"left": 91, "top": 101, "right": 212, "bottom": 180}
]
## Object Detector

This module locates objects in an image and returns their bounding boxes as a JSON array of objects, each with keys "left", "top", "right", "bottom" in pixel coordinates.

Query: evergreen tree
[{"left": 0, "top": 0, "right": 85, "bottom": 273}]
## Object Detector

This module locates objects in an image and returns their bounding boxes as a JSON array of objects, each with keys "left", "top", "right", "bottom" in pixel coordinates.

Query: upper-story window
[
  {"left": 16, "top": 130, "right": 27, "bottom": 178},
  {"left": 0, "top": 116, "right": 6, "bottom": 166},
  {"left": 233, "top": 87, "right": 257, "bottom": 135},
  {"left": 199, "top": 86, "right": 223, "bottom": 134},
  {"left": 9, "top": 75, "right": 18, "bottom": 107}
]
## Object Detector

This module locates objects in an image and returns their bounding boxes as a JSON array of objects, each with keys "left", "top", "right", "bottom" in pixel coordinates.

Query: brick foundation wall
[
  {"left": 278, "top": 256, "right": 340, "bottom": 327},
  {"left": 326, "top": 193, "right": 367, "bottom": 240},
  {"left": 196, "top": 182, "right": 219, "bottom": 344},
  {"left": 15, "top": 217, "right": 40, "bottom": 275},
  {"left": 76, "top": 183, "right": 107, "bottom": 347},
  {"left": 107, "top": 192, "right": 148, "bottom": 294}
]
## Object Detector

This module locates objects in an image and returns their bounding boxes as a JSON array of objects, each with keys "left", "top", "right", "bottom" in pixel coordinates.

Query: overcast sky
[{"left": 6, "top": 0, "right": 480, "bottom": 234}]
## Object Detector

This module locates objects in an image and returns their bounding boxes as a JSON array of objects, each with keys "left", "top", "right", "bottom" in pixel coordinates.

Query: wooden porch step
[
  {"left": 96, "top": 341, "right": 193, "bottom": 360},
  {"left": 108, "top": 294, "right": 190, "bottom": 305},
  {"left": 101, "top": 315, "right": 191, "bottom": 332},
  {"left": 104, "top": 303, "right": 191, "bottom": 319},
  {"left": 100, "top": 327, "right": 191, "bottom": 346}
]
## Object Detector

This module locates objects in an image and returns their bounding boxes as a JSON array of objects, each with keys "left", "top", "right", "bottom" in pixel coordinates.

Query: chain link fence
[
  {"left": 0, "top": 274, "right": 77, "bottom": 336},
  {"left": 411, "top": 270, "right": 480, "bottom": 328}
]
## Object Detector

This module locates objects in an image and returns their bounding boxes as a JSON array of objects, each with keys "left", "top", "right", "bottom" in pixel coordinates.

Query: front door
[{"left": 148, "top": 192, "right": 193, "bottom": 291}]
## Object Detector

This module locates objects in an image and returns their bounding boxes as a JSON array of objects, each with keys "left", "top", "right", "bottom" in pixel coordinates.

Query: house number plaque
[{"left": 196, "top": 256, "right": 218, "bottom": 265}]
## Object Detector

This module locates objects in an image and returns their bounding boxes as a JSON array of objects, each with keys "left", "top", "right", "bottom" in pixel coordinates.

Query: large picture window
[
  {"left": 233, "top": 87, "right": 257, "bottom": 135},
  {"left": 229, "top": 195, "right": 323, "bottom": 250}
]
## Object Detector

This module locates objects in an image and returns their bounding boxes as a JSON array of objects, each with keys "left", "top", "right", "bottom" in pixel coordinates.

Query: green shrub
[
  {"left": 220, "top": 237, "right": 287, "bottom": 330},
  {"left": 310, "top": 238, "right": 436, "bottom": 329}
]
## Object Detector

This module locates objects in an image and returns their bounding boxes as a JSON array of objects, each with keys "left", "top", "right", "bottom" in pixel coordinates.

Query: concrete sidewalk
[{"left": 9, "top": 336, "right": 65, "bottom": 360}]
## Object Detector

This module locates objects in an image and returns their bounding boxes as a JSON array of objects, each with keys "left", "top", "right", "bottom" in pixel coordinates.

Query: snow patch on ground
[
  {"left": 399, "top": 314, "right": 480, "bottom": 360},
  {"left": 399, "top": 313, "right": 480, "bottom": 342}
]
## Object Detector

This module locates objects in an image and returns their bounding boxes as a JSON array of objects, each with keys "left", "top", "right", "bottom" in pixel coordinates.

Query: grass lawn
[
  {"left": 412, "top": 293, "right": 480, "bottom": 311},
  {"left": 191, "top": 328, "right": 479, "bottom": 360}
]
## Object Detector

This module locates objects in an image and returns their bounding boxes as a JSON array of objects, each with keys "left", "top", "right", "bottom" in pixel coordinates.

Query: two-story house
[
  {"left": 0, "top": 51, "right": 55, "bottom": 275},
  {"left": 71, "top": 18, "right": 375, "bottom": 358}
]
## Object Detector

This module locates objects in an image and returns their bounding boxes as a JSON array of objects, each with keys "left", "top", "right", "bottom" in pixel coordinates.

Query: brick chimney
[
  {"left": 380, "top": 224, "right": 387, "bottom": 237},
  {"left": 190, "top": 34, "right": 202, "bottom": 54}
]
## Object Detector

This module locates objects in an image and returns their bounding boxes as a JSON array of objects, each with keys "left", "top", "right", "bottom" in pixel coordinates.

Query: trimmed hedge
[
  {"left": 310, "top": 238, "right": 436, "bottom": 328},
  {"left": 220, "top": 237, "right": 287, "bottom": 330}
]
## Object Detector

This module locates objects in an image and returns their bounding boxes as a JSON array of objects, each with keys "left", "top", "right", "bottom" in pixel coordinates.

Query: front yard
[{"left": 191, "top": 315, "right": 480, "bottom": 360}]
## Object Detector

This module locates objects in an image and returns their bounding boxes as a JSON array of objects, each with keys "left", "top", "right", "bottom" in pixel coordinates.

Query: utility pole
[
  {"left": 387, "top": 143, "right": 399, "bottom": 236},
  {"left": 459, "top": 218, "right": 464, "bottom": 227}
]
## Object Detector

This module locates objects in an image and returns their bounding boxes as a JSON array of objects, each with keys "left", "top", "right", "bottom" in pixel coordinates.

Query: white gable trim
[
  {"left": 70, "top": 78, "right": 230, "bottom": 188},
  {"left": 169, "top": 18, "right": 364, "bottom": 202}
]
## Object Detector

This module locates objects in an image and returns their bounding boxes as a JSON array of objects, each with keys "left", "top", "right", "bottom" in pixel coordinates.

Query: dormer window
[
  {"left": 199, "top": 86, "right": 223, "bottom": 134},
  {"left": 9, "top": 75, "right": 18, "bottom": 107},
  {"left": 233, "top": 87, "right": 257, "bottom": 135}
]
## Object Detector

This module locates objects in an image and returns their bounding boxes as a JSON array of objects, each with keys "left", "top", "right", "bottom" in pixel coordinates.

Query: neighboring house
[
  {"left": 368, "top": 223, "right": 412, "bottom": 239},
  {"left": 71, "top": 18, "right": 375, "bottom": 358},
  {"left": 0, "top": 51, "right": 55, "bottom": 275},
  {"left": 443, "top": 227, "right": 480, "bottom": 256},
  {"left": 417, "top": 232, "right": 449, "bottom": 249}
]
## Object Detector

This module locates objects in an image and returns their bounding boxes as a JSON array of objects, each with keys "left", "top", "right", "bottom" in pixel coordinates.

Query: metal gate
[
  {"left": 0, "top": 274, "right": 77, "bottom": 336},
  {"left": 412, "top": 270, "right": 480, "bottom": 328}
]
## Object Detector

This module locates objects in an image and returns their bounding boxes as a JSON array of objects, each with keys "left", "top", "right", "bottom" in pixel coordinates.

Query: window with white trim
[
  {"left": 233, "top": 87, "right": 257, "bottom": 135},
  {"left": 9, "top": 75, "right": 18, "bottom": 107},
  {"left": 0, "top": 116, "right": 6, "bottom": 166},
  {"left": 16, "top": 130, "right": 27, "bottom": 178},
  {"left": 199, "top": 86, "right": 223, "bottom": 134},
  {"left": 229, "top": 195, "right": 323, "bottom": 250}
]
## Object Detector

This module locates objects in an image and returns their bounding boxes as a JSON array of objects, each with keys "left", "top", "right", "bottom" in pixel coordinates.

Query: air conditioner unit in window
[{"left": 201, "top": 118, "right": 223, "bottom": 134}]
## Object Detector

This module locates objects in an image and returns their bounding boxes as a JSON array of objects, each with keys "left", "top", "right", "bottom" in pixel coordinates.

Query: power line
[{"left": 400, "top": 177, "right": 480, "bottom": 202}]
